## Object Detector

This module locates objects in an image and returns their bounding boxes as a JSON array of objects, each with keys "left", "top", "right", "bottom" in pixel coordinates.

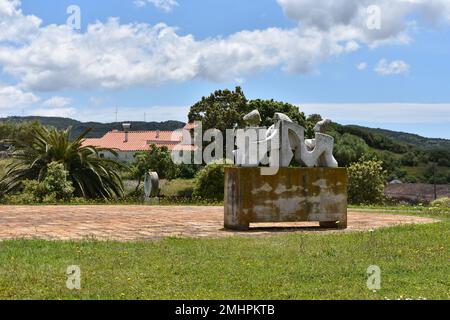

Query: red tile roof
[
  {"left": 184, "top": 123, "right": 198, "bottom": 130},
  {"left": 82, "top": 130, "right": 195, "bottom": 152}
]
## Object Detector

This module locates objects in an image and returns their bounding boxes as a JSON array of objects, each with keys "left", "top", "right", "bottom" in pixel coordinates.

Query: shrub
[
  {"left": 176, "top": 164, "right": 202, "bottom": 179},
  {"left": 42, "top": 162, "right": 75, "bottom": 201},
  {"left": 177, "top": 187, "right": 194, "bottom": 198},
  {"left": 431, "top": 197, "right": 450, "bottom": 209},
  {"left": 3, "top": 180, "right": 40, "bottom": 204},
  {"left": 348, "top": 159, "right": 387, "bottom": 205},
  {"left": 193, "top": 160, "right": 232, "bottom": 201},
  {"left": 4, "top": 162, "right": 74, "bottom": 204},
  {"left": 400, "top": 152, "right": 419, "bottom": 166}
]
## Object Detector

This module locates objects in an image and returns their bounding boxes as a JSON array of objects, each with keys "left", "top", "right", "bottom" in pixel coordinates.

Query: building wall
[{"left": 99, "top": 151, "right": 138, "bottom": 163}]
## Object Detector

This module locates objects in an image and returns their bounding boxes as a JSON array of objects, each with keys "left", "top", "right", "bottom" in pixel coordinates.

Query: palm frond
[{"left": 2, "top": 124, "right": 126, "bottom": 199}]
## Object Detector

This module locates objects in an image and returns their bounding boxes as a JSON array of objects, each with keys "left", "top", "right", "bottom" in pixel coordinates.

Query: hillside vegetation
[{"left": 350, "top": 125, "right": 450, "bottom": 150}]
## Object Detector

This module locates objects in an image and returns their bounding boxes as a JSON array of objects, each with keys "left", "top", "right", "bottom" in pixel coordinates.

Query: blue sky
[{"left": 1, "top": 0, "right": 450, "bottom": 138}]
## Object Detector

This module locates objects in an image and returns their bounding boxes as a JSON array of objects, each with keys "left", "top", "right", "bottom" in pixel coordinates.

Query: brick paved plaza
[{"left": 0, "top": 206, "right": 437, "bottom": 241}]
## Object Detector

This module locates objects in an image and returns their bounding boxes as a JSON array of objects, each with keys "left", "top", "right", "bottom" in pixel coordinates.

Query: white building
[{"left": 82, "top": 123, "right": 195, "bottom": 163}]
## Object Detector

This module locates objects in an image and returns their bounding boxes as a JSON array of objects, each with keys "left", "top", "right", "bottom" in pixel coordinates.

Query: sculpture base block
[{"left": 224, "top": 167, "right": 348, "bottom": 230}]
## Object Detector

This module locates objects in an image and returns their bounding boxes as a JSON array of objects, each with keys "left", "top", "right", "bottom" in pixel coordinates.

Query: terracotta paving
[{"left": 0, "top": 206, "right": 438, "bottom": 242}]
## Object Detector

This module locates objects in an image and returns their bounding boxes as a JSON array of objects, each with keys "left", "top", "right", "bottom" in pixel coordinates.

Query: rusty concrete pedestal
[{"left": 224, "top": 167, "right": 348, "bottom": 231}]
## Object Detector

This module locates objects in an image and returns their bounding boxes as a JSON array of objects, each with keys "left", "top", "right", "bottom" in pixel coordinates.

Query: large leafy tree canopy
[
  {"left": 0, "top": 121, "right": 42, "bottom": 148},
  {"left": 1, "top": 125, "right": 126, "bottom": 199},
  {"left": 188, "top": 87, "right": 307, "bottom": 132},
  {"left": 188, "top": 87, "right": 249, "bottom": 132},
  {"left": 247, "top": 99, "right": 306, "bottom": 128}
]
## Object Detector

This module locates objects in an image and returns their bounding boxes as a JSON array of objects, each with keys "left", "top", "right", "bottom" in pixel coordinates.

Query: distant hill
[
  {"left": 1, "top": 116, "right": 186, "bottom": 139},
  {"left": 348, "top": 125, "right": 450, "bottom": 151}
]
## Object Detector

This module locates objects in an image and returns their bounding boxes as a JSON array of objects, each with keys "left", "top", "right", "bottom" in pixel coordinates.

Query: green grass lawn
[
  {"left": 160, "top": 179, "right": 195, "bottom": 197},
  {"left": 0, "top": 210, "right": 448, "bottom": 300}
]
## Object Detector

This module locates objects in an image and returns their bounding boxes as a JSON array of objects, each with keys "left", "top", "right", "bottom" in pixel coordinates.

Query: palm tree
[{"left": 2, "top": 125, "right": 126, "bottom": 199}]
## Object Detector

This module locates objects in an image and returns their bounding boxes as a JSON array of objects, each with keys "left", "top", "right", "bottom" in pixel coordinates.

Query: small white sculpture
[{"left": 144, "top": 171, "right": 159, "bottom": 198}]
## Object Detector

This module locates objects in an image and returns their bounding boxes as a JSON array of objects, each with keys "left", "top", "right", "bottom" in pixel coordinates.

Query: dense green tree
[
  {"left": 378, "top": 152, "right": 405, "bottom": 181},
  {"left": 0, "top": 121, "right": 42, "bottom": 148},
  {"left": 428, "top": 149, "right": 450, "bottom": 167},
  {"left": 188, "top": 88, "right": 307, "bottom": 132},
  {"left": 247, "top": 99, "right": 306, "bottom": 128},
  {"left": 400, "top": 152, "right": 419, "bottom": 167},
  {"left": 188, "top": 87, "right": 249, "bottom": 132},
  {"left": 2, "top": 125, "right": 125, "bottom": 199},
  {"left": 306, "top": 114, "right": 323, "bottom": 124}
]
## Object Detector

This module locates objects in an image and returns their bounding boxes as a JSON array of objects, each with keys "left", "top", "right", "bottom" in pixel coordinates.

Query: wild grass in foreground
[{"left": 0, "top": 217, "right": 448, "bottom": 300}]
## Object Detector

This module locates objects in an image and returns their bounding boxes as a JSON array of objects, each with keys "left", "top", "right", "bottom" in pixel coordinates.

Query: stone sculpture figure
[{"left": 240, "top": 110, "right": 338, "bottom": 168}]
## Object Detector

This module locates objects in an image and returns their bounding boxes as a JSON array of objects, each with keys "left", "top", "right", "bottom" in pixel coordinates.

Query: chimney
[
  {"left": 123, "top": 123, "right": 131, "bottom": 142},
  {"left": 156, "top": 130, "right": 160, "bottom": 139}
]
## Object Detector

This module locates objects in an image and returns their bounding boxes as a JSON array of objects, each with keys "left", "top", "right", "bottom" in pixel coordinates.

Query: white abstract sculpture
[{"left": 238, "top": 110, "right": 338, "bottom": 168}]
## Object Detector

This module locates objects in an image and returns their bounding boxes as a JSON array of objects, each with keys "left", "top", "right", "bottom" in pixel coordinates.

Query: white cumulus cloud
[
  {"left": 0, "top": 0, "right": 41, "bottom": 42},
  {"left": 0, "top": 0, "right": 448, "bottom": 92},
  {"left": 375, "top": 59, "right": 410, "bottom": 75},
  {"left": 42, "top": 96, "right": 73, "bottom": 108},
  {"left": 0, "top": 84, "right": 39, "bottom": 109},
  {"left": 31, "top": 107, "right": 76, "bottom": 118},
  {"left": 0, "top": 18, "right": 357, "bottom": 91},
  {"left": 277, "top": 0, "right": 450, "bottom": 47},
  {"left": 133, "top": 0, "right": 178, "bottom": 12}
]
